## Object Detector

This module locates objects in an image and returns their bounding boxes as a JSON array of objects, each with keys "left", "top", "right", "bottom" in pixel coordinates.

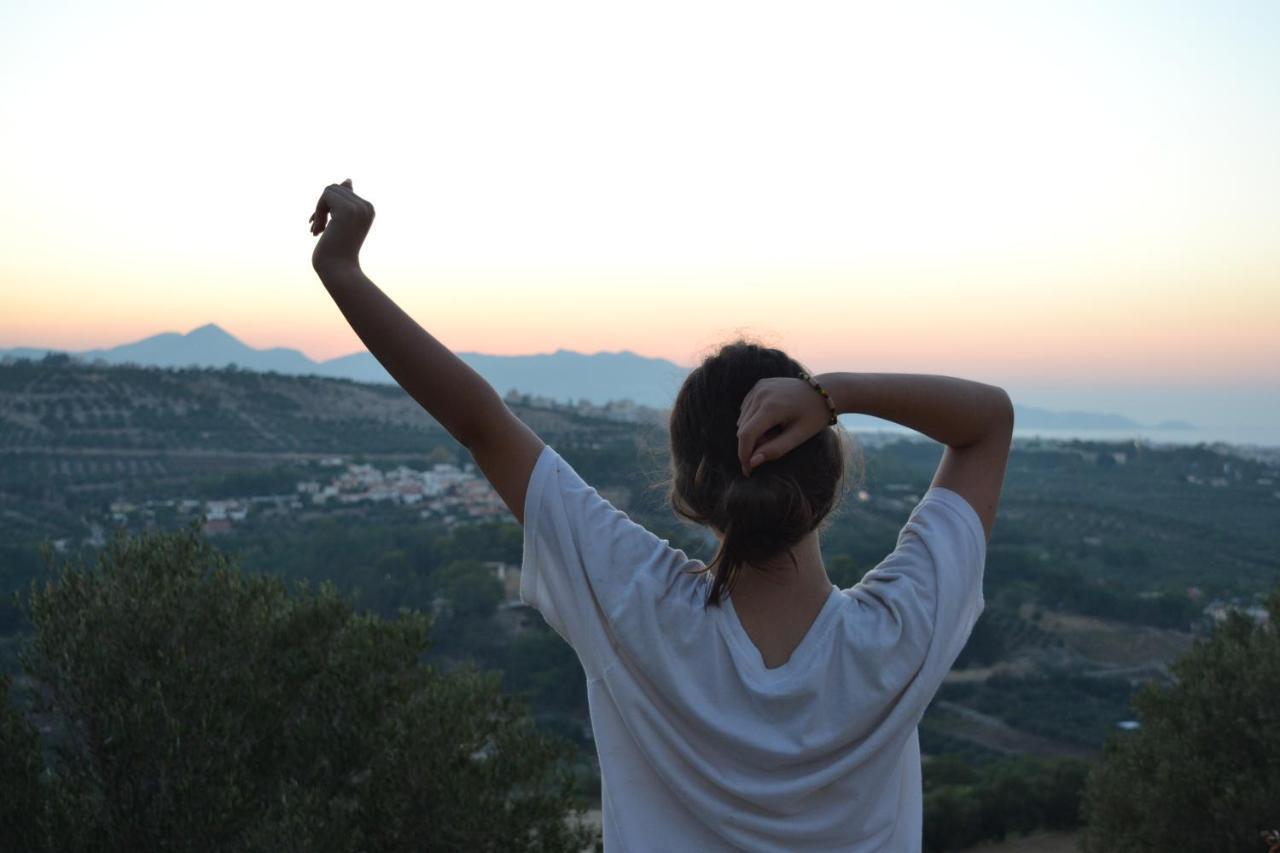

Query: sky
[{"left": 1, "top": 1, "right": 1278, "bottom": 439}]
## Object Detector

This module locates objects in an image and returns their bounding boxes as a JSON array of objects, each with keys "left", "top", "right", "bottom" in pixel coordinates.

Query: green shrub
[
  {"left": 1081, "top": 589, "right": 1280, "bottom": 852},
  {"left": 0, "top": 526, "right": 595, "bottom": 852}
]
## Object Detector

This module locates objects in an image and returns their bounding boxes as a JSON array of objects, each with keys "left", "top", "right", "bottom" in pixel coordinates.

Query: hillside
[
  {"left": 0, "top": 354, "right": 644, "bottom": 454},
  {"left": 0, "top": 324, "right": 692, "bottom": 408},
  {"left": 2, "top": 324, "right": 1215, "bottom": 434},
  {"left": 0, "top": 357, "right": 661, "bottom": 536},
  {"left": 3, "top": 358, "right": 1277, "bottom": 591},
  {"left": 2, "top": 358, "right": 1278, "bottom": 770}
]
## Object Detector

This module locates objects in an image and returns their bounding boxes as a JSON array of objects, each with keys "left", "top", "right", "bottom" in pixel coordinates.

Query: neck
[
  {"left": 721, "top": 530, "right": 831, "bottom": 605},
  {"left": 715, "top": 530, "right": 835, "bottom": 669}
]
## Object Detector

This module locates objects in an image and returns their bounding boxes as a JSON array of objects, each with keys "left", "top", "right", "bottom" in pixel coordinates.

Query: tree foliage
[
  {"left": 0, "top": 526, "right": 596, "bottom": 852},
  {"left": 921, "top": 755, "right": 1089, "bottom": 852},
  {"left": 1081, "top": 589, "right": 1280, "bottom": 852}
]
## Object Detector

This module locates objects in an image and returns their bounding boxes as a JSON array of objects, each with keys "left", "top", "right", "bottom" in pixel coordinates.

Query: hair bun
[
  {"left": 721, "top": 466, "right": 808, "bottom": 558},
  {"left": 665, "top": 338, "right": 856, "bottom": 607},
  {"left": 714, "top": 468, "right": 816, "bottom": 575}
]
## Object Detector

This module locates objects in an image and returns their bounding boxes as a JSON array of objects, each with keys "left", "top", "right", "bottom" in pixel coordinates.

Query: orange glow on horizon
[{"left": 4, "top": 262, "right": 1277, "bottom": 390}]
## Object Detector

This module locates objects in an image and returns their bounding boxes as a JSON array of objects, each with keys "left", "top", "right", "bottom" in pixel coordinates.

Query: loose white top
[{"left": 520, "top": 444, "right": 986, "bottom": 851}]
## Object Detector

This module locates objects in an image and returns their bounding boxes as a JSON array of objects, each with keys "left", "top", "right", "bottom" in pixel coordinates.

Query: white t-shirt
[{"left": 520, "top": 444, "right": 986, "bottom": 852}]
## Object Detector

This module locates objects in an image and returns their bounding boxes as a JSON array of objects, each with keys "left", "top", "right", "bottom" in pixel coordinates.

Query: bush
[
  {"left": 1081, "top": 589, "right": 1280, "bottom": 851},
  {"left": 0, "top": 526, "right": 596, "bottom": 852},
  {"left": 0, "top": 674, "right": 49, "bottom": 850},
  {"left": 922, "top": 755, "right": 1089, "bottom": 852}
]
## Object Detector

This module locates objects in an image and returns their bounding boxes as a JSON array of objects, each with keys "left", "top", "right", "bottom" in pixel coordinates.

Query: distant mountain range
[
  {"left": 2, "top": 324, "right": 688, "bottom": 410},
  {"left": 1, "top": 324, "right": 1195, "bottom": 433}
]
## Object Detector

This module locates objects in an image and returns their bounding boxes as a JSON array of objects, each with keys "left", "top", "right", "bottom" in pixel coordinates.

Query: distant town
[
  {"left": 499, "top": 388, "right": 668, "bottom": 425},
  {"left": 83, "top": 404, "right": 1276, "bottom": 632},
  {"left": 95, "top": 456, "right": 508, "bottom": 544}
]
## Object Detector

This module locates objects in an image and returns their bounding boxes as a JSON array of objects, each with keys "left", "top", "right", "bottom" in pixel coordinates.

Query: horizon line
[{"left": 0, "top": 322, "right": 694, "bottom": 367}]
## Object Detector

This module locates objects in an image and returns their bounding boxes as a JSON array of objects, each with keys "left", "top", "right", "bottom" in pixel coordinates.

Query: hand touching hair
[
  {"left": 736, "top": 374, "right": 840, "bottom": 477},
  {"left": 668, "top": 340, "right": 854, "bottom": 607}
]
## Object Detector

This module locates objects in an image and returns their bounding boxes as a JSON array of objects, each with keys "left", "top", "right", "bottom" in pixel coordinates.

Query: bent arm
[
  {"left": 816, "top": 373, "right": 1011, "bottom": 449},
  {"left": 816, "top": 372, "right": 1013, "bottom": 540}
]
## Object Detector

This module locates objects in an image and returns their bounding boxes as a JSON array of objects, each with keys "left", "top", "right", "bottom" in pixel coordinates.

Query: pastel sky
[{"left": 2, "top": 1, "right": 1278, "bottom": 436}]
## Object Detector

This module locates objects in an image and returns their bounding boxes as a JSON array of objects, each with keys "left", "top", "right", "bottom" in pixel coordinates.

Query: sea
[{"left": 846, "top": 425, "right": 1280, "bottom": 457}]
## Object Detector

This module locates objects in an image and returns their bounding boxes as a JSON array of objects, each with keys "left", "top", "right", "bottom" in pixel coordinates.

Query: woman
[{"left": 309, "top": 180, "right": 1013, "bottom": 851}]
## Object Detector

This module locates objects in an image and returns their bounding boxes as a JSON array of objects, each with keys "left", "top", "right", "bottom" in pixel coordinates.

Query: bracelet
[{"left": 798, "top": 371, "right": 839, "bottom": 426}]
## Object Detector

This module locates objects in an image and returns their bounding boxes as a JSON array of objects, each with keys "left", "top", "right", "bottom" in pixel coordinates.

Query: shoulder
[
  {"left": 521, "top": 442, "right": 711, "bottom": 641},
  {"left": 903, "top": 486, "right": 987, "bottom": 564}
]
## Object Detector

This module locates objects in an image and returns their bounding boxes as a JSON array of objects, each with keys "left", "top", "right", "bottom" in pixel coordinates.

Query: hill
[
  {"left": 1, "top": 358, "right": 1274, "bottom": 591},
  {"left": 1, "top": 358, "right": 1277, "bottom": 772},
  {"left": 2, "top": 325, "right": 1201, "bottom": 434},
  {"left": 1, "top": 324, "right": 690, "bottom": 409}
]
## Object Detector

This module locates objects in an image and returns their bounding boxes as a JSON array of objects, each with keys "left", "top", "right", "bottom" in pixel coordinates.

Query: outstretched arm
[{"left": 308, "top": 180, "right": 545, "bottom": 524}]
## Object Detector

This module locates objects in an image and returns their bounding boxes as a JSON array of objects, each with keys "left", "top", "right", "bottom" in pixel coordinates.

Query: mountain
[
  {"left": 1001, "top": 407, "right": 1196, "bottom": 432},
  {"left": 319, "top": 348, "right": 688, "bottom": 408},
  {"left": 0, "top": 324, "right": 1196, "bottom": 432},
  {"left": 0, "top": 324, "right": 688, "bottom": 408},
  {"left": 0, "top": 347, "right": 52, "bottom": 361},
  {"left": 77, "top": 323, "right": 319, "bottom": 375},
  {"left": 3, "top": 324, "right": 316, "bottom": 375},
  {"left": 838, "top": 407, "right": 1189, "bottom": 433}
]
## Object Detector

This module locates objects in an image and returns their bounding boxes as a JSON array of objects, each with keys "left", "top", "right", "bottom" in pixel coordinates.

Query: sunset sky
[{"left": 2, "top": 1, "right": 1277, "bottom": 437}]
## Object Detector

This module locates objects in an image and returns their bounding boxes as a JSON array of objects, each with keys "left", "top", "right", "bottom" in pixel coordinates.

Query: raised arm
[
  {"left": 737, "top": 372, "right": 1013, "bottom": 540},
  {"left": 308, "top": 180, "right": 545, "bottom": 524}
]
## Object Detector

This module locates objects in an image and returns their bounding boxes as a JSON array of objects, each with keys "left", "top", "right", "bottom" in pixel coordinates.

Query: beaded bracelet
[{"left": 797, "top": 371, "right": 839, "bottom": 426}]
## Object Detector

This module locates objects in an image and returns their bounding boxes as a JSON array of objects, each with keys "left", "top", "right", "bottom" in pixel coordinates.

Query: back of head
[{"left": 668, "top": 338, "right": 852, "bottom": 607}]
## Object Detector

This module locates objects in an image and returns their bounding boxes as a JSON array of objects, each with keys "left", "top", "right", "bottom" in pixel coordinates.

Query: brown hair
[{"left": 668, "top": 338, "right": 855, "bottom": 607}]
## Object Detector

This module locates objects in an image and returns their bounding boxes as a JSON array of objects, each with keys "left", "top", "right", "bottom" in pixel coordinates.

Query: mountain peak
[{"left": 186, "top": 323, "right": 237, "bottom": 341}]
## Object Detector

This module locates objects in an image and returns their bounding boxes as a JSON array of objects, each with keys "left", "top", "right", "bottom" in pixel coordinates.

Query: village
[
  {"left": 94, "top": 455, "right": 1272, "bottom": 633},
  {"left": 104, "top": 456, "right": 509, "bottom": 538}
]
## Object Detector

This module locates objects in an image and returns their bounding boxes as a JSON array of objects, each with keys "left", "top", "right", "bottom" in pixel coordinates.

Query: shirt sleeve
[
  {"left": 846, "top": 486, "right": 987, "bottom": 711},
  {"left": 519, "top": 444, "right": 702, "bottom": 680}
]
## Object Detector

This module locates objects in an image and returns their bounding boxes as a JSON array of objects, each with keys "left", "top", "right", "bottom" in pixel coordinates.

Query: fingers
[
  {"left": 737, "top": 409, "right": 781, "bottom": 476},
  {"left": 736, "top": 385, "right": 770, "bottom": 474},
  {"left": 323, "top": 182, "right": 372, "bottom": 214},
  {"left": 740, "top": 421, "right": 804, "bottom": 477},
  {"left": 310, "top": 184, "right": 343, "bottom": 235},
  {"left": 765, "top": 426, "right": 805, "bottom": 464},
  {"left": 737, "top": 420, "right": 757, "bottom": 477},
  {"left": 309, "top": 196, "right": 328, "bottom": 235},
  {"left": 737, "top": 391, "right": 759, "bottom": 429},
  {"left": 308, "top": 181, "right": 363, "bottom": 236},
  {"left": 328, "top": 181, "right": 359, "bottom": 203}
]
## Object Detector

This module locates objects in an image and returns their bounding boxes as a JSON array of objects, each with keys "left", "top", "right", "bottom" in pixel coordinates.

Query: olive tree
[
  {"left": 0, "top": 526, "right": 595, "bottom": 852},
  {"left": 1081, "top": 589, "right": 1280, "bottom": 851}
]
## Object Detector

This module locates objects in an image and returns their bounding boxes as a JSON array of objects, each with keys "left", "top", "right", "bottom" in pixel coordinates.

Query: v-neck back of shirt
[{"left": 715, "top": 584, "right": 846, "bottom": 683}]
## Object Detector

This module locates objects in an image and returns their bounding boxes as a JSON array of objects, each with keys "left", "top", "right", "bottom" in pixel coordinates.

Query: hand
[
  {"left": 736, "top": 377, "right": 832, "bottom": 477},
  {"left": 309, "top": 178, "right": 375, "bottom": 271}
]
